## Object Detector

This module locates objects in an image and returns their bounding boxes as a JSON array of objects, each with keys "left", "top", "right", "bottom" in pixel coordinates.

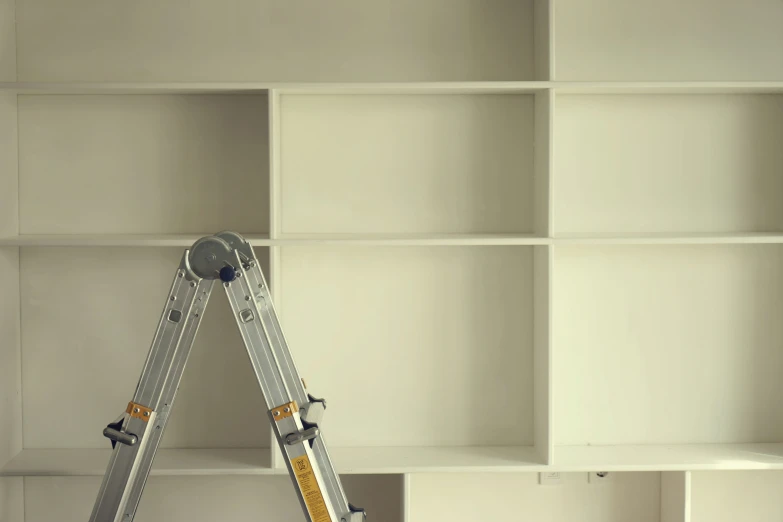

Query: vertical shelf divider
[
  {"left": 0, "top": 7, "right": 22, "bottom": 478},
  {"left": 534, "top": 0, "right": 554, "bottom": 81},
  {"left": 402, "top": 474, "right": 411, "bottom": 522},
  {"left": 661, "top": 471, "right": 692, "bottom": 522},
  {"left": 267, "top": 88, "right": 284, "bottom": 469},
  {"left": 533, "top": 245, "right": 553, "bottom": 464}
]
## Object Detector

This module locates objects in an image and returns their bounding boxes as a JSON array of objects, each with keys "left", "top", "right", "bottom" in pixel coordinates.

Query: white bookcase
[{"left": 1, "top": 1, "right": 782, "bottom": 521}]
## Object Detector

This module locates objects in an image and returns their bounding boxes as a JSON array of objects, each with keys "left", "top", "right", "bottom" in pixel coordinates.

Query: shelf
[
  {"left": 3, "top": 81, "right": 783, "bottom": 94},
  {"left": 552, "top": 233, "right": 783, "bottom": 245},
  {"left": 278, "top": 93, "right": 538, "bottom": 235},
  {"left": 0, "top": 234, "right": 272, "bottom": 247},
  {"left": 554, "top": 93, "right": 783, "bottom": 236},
  {"left": 0, "top": 82, "right": 550, "bottom": 94},
  {"left": 0, "top": 449, "right": 274, "bottom": 477},
  {"left": 555, "top": 444, "right": 783, "bottom": 471},
  {"left": 554, "top": 0, "right": 783, "bottom": 81},
  {"left": 551, "top": 82, "right": 783, "bottom": 94},
  {"left": 554, "top": 245, "right": 783, "bottom": 448},
  {"left": 7, "top": 445, "right": 783, "bottom": 476},
  {"left": 5, "top": 233, "right": 783, "bottom": 248},
  {"left": 16, "top": 94, "right": 270, "bottom": 236},
  {"left": 1, "top": 447, "right": 543, "bottom": 476}
]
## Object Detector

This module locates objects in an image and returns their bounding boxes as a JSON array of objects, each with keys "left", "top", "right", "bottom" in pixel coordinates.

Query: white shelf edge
[
  {"left": 552, "top": 82, "right": 783, "bottom": 94},
  {"left": 552, "top": 234, "right": 783, "bottom": 245},
  {"left": 0, "top": 234, "right": 272, "bottom": 247},
  {"left": 1, "top": 447, "right": 545, "bottom": 476},
  {"left": 0, "top": 82, "right": 549, "bottom": 95},
  {"left": 6, "top": 444, "right": 783, "bottom": 475},
  {"left": 3, "top": 234, "right": 783, "bottom": 247},
  {"left": 553, "top": 444, "right": 783, "bottom": 472},
  {"left": 3, "top": 82, "right": 783, "bottom": 95}
]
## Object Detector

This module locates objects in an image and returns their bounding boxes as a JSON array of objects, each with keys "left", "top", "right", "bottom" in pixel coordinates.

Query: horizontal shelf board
[
  {"left": 327, "top": 446, "right": 544, "bottom": 473},
  {"left": 1, "top": 447, "right": 543, "bottom": 476},
  {"left": 8, "top": 445, "right": 783, "bottom": 474},
  {"left": 2, "top": 82, "right": 783, "bottom": 95},
  {"left": 555, "top": 444, "right": 783, "bottom": 471},
  {"left": 0, "top": 234, "right": 272, "bottom": 247},
  {"left": 273, "top": 234, "right": 548, "bottom": 246},
  {"left": 0, "top": 82, "right": 549, "bottom": 95},
  {"left": 3, "top": 234, "right": 783, "bottom": 247},
  {"left": 552, "top": 82, "right": 783, "bottom": 94},
  {"left": 553, "top": 233, "right": 783, "bottom": 245},
  {"left": 0, "top": 449, "right": 274, "bottom": 476}
]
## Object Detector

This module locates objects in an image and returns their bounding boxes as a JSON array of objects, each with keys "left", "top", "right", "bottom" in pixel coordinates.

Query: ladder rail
[{"left": 89, "top": 254, "right": 212, "bottom": 522}]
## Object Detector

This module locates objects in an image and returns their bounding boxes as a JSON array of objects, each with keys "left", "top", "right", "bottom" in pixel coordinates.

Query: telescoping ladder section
[{"left": 89, "top": 232, "right": 365, "bottom": 522}]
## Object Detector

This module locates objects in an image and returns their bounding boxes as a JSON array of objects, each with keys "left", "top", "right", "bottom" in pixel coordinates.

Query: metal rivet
[
  {"left": 236, "top": 272, "right": 242, "bottom": 278},
  {"left": 224, "top": 282, "right": 230, "bottom": 288},
  {"left": 194, "top": 313, "right": 199, "bottom": 317},
  {"left": 143, "top": 411, "right": 150, "bottom": 417},
  {"left": 284, "top": 407, "right": 290, "bottom": 413},
  {"left": 258, "top": 284, "right": 263, "bottom": 289},
  {"left": 177, "top": 271, "right": 184, "bottom": 278},
  {"left": 133, "top": 408, "right": 140, "bottom": 413},
  {"left": 190, "top": 281, "right": 196, "bottom": 287},
  {"left": 170, "top": 296, "right": 176, "bottom": 301},
  {"left": 245, "top": 296, "right": 251, "bottom": 301},
  {"left": 274, "top": 411, "right": 280, "bottom": 416},
  {"left": 249, "top": 261, "right": 256, "bottom": 267}
]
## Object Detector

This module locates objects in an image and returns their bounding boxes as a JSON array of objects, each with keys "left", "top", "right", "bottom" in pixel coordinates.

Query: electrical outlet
[
  {"left": 539, "top": 472, "right": 562, "bottom": 485},
  {"left": 588, "top": 471, "right": 613, "bottom": 484}
]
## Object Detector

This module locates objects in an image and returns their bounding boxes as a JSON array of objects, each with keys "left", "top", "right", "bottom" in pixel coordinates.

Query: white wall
[
  {"left": 691, "top": 471, "right": 783, "bottom": 522},
  {"left": 16, "top": 0, "right": 534, "bottom": 82},
  {"left": 17, "top": 95, "right": 269, "bottom": 235},
  {"left": 554, "top": 0, "right": 783, "bottom": 80},
  {"left": 409, "top": 472, "right": 662, "bottom": 522},
  {"left": 23, "top": 474, "right": 402, "bottom": 522}
]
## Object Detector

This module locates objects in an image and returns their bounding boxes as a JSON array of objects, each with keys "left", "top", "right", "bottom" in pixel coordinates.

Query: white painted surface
[
  {"left": 20, "top": 247, "right": 272, "bottom": 449},
  {"left": 0, "top": 0, "right": 14, "bottom": 82},
  {"left": 409, "top": 472, "right": 661, "bottom": 522},
  {"left": 6, "top": 233, "right": 783, "bottom": 248},
  {"left": 18, "top": 95, "right": 268, "bottom": 234},
  {"left": 2, "top": 446, "right": 547, "bottom": 476},
  {"left": 23, "top": 475, "right": 402, "bottom": 522},
  {"left": 0, "top": 477, "right": 23, "bottom": 522},
  {"left": 555, "top": 0, "right": 783, "bottom": 80},
  {"left": 16, "top": 0, "right": 533, "bottom": 82},
  {"left": 553, "top": 444, "right": 783, "bottom": 472},
  {"left": 533, "top": 0, "right": 552, "bottom": 81},
  {"left": 534, "top": 246, "right": 552, "bottom": 463},
  {"left": 280, "top": 246, "right": 533, "bottom": 447},
  {"left": 0, "top": 94, "right": 17, "bottom": 238},
  {"left": 1, "top": 449, "right": 273, "bottom": 477},
  {"left": 0, "top": 81, "right": 551, "bottom": 95},
  {"left": 0, "top": 234, "right": 272, "bottom": 248},
  {"left": 661, "top": 471, "right": 690, "bottom": 522},
  {"left": 554, "top": 94, "right": 783, "bottom": 235},
  {"left": 534, "top": 90, "right": 552, "bottom": 236},
  {"left": 691, "top": 471, "right": 783, "bottom": 522},
  {"left": 0, "top": 249, "right": 21, "bottom": 469},
  {"left": 279, "top": 94, "right": 534, "bottom": 235},
  {"left": 554, "top": 245, "right": 783, "bottom": 445}
]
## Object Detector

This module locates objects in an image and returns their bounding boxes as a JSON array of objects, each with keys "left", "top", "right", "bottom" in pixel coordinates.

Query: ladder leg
[
  {"left": 214, "top": 236, "right": 363, "bottom": 522},
  {"left": 90, "top": 254, "right": 213, "bottom": 522}
]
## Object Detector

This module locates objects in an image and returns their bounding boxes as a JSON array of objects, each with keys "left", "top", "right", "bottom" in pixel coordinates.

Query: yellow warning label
[{"left": 290, "top": 455, "right": 331, "bottom": 522}]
